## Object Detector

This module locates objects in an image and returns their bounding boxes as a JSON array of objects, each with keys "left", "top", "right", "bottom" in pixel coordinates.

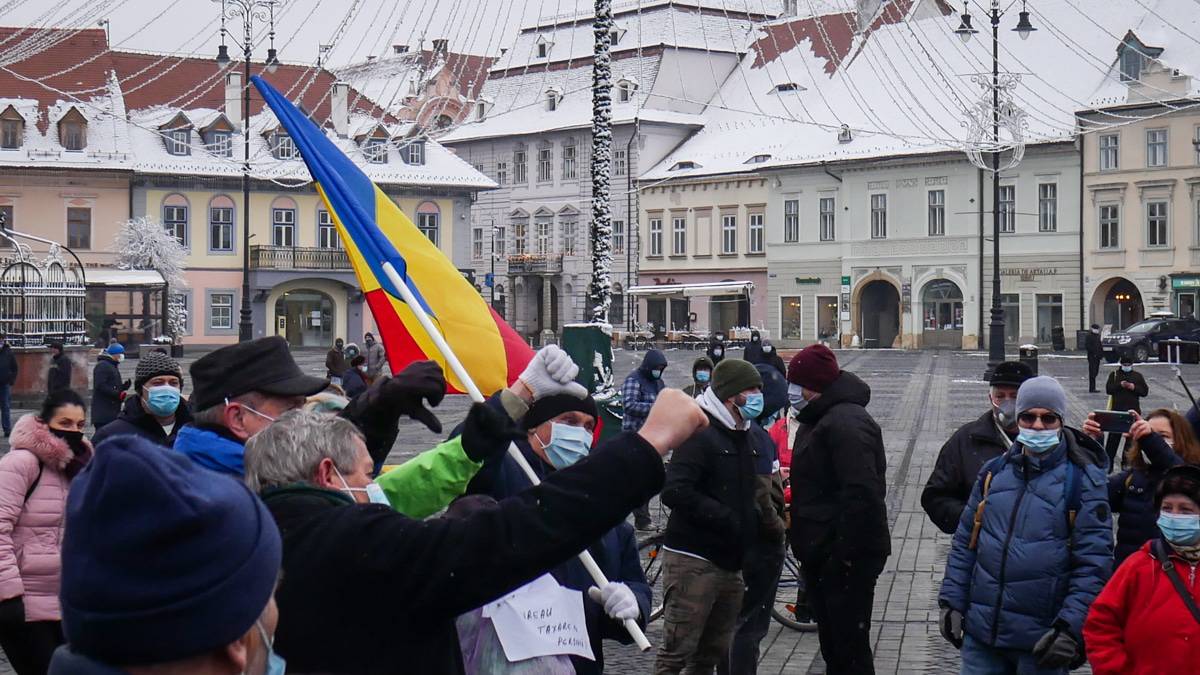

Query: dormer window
[
  {"left": 616, "top": 78, "right": 638, "bottom": 103},
  {"left": 546, "top": 88, "right": 562, "bottom": 112},
  {"left": 402, "top": 141, "right": 425, "bottom": 166},
  {"left": 363, "top": 137, "right": 388, "bottom": 164},
  {"left": 771, "top": 82, "right": 805, "bottom": 94},
  {"left": 207, "top": 131, "right": 232, "bottom": 157},
  {"left": 610, "top": 26, "right": 627, "bottom": 45},
  {"left": 1118, "top": 32, "right": 1163, "bottom": 83},
  {"left": 838, "top": 124, "right": 853, "bottom": 144},
  {"left": 475, "top": 99, "right": 493, "bottom": 121},
  {"left": 166, "top": 129, "right": 191, "bottom": 156},
  {"left": 58, "top": 108, "right": 87, "bottom": 151},
  {"left": 536, "top": 35, "right": 554, "bottom": 59},
  {"left": 669, "top": 160, "right": 699, "bottom": 171},
  {"left": 273, "top": 133, "right": 298, "bottom": 160},
  {"left": 745, "top": 154, "right": 771, "bottom": 164},
  {"left": 0, "top": 107, "right": 23, "bottom": 150}
]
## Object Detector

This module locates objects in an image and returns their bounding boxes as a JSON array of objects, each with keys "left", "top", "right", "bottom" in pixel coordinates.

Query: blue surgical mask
[
  {"left": 255, "top": 619, "right": 287, "bottom": 675},
  {"left": 541, "top": 422, "right": 593, "bottom": 469},
  {"left": 738, "top": 392, "right": 764, "bottom": 421},
  {"left": 650, "top": 369, "right": 663, "bottom": 380},
  {"left": 145, "top": 384, "right": 180, "bottom": 417},
  {"left": 1158, "top": 511, "right": 1200, "bottom": 546},
  {"left": 695, "top": 370, "right": 711, "bottom": 383},
  {"left": 787, "top": 383, "right": 807, "bottom": 411},
  {"left": 334, "top": 467, "right": 390, "bottom": 505},
  {"left": 1016, "top": 428, "right": 1060, "bottom": 454},
  {"left": 1121, "top": 365, "right": 1133, "bottom": 373}
]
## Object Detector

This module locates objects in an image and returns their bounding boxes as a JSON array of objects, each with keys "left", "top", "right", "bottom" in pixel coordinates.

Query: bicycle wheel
[
  {"left": 638, "top": 534, "right": 666, "bottom": 622},
  {"left": 772, "top": 546, "right": 818, "bottom": 632}
]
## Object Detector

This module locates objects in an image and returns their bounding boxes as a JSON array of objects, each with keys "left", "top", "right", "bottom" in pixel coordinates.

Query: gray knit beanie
[{"left": 1016, "top": 376, "right": 1067, "bottom": 420}]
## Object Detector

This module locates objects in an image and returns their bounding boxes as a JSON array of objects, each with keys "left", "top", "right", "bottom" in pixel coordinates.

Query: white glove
[
  {"left": 587, "top": 582, "right": 640, "bottom": 621},
  {"left": 518, "top": 345, "right": 588, "bottom": 400}
]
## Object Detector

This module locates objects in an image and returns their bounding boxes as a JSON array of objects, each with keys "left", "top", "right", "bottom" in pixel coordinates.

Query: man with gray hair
[{"left": 244, "top": 388, "right": 709, "bottom": 674}]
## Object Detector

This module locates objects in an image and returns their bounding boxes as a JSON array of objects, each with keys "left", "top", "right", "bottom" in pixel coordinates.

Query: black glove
[
  {"left": 340, "top": 361, "right": 446, "bottom": 465},
  {"left": 938, "top": 605, "right": 964, "bottom": 649},
  {"left": 1032, "top": 625, "right": 1079, "bottom": 669},
  {"left": 460, "top": 403, "right": 526, "bottom": 463},
  {"left": 121, "top": 379, "right": 131, "bottom": 390},
  {"left": 0, "top": 596, "right": 24, "bottom": 625}
]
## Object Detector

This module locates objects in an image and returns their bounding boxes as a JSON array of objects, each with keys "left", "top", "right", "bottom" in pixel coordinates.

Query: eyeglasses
[{"left": 1018, "top": 412, "right": 1061, "bottom": 426}]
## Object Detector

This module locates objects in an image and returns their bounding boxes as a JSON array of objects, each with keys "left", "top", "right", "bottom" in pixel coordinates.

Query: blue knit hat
[
  {"left": 1016, "top": 375, "right": 1068, "bottom": 420},
  {"left": 105, "top": 343, "right": 124, "bottom": 356},
  {"left": 60, "top": 435, "right": 282, "bottom": 665}
]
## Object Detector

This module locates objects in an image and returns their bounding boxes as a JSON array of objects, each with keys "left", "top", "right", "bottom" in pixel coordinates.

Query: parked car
[{"left": 1101, "top": 315, "right": 1200, "bottom": 362}]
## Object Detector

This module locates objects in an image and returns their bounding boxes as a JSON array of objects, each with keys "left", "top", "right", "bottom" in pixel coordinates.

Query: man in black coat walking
[
  {"left": 920, "top": 360, "right": 1033, "bottom": 534},
  {"left": 1085, "top": 323, "right": 1103, "bottom": 392},
  {"left": 90, "top": 343, "right": 130, "bottom": 430},
  {"left": 787, "top": 344, "right": 889, "bottom": 674},
  {"left": 0, "top": 333, "right": 17, "bottom": 437},
  {"left": 46, "top": 341, "right": 71, "bottom": 394}
]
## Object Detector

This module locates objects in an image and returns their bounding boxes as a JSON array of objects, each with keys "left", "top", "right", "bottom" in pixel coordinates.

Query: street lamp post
[
  {"left": 215, "top": 0, "right": 282, "bottom": 342},
  {"left": 955, "top": 0, "right": 1034, "bottom": 378}
]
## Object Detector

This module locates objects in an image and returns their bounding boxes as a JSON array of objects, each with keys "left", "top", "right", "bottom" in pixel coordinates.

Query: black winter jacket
[
  {"left": 743, "top": 330, "right": 765, "bottom": 364},
  {"left": 1085, "top": 331, "right": 1103, "bottom": 360},
  {"left": 661, "top": 409, "right": 760, "bottom": 571},
  {"left": 0, "top": 343, "right": 17, "bottom": 386},
  {"left": 921, "top": 411, "right": 1012, "bottom": 534},
  {"left": 1109, "top": 432, "right": 1181, "bottom": 564},
  {"left": 1106, "top": 369, "right": 1149, "bottom": 414},
  {"left": 263, "top": 430, "right": 666, "bottom": 675},
  {"left": 90, "top": 354, "right": 124, "bottom": 427},
  {"left": 47, "top": 352, "right": 71, "bottom": 394},
  {"left": 789, "top": 371, "right": 890, "bottom": 563},
  {"left": 91, "top": 394, "right": 192, "bottom": 448}
]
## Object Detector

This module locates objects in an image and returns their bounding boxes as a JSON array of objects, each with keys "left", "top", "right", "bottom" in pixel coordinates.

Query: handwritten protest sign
[{"left": 486, "top": 575, "right": 595, "bottom": 662}]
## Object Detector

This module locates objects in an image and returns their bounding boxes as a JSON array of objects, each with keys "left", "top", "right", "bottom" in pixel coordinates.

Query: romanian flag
[{"left": 252, "top": 76, "right": 533, "bottom": 394}]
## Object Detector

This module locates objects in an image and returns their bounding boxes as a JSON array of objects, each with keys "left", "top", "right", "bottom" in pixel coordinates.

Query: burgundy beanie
[{"left": 787, "top": 344, "right": 840, "bottom": 393}]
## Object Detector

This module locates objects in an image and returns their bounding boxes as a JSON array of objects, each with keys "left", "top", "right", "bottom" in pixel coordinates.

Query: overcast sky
[{"left": 1, "top": 0, "right": 596, "bottom": 67}]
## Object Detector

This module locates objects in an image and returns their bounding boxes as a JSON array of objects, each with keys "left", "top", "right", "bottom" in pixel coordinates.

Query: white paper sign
[{"left": 485, "top": 575, "right": 594, "bottom": 662}]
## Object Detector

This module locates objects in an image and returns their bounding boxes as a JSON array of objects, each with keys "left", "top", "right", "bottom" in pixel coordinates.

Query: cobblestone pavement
[{"left": 3, "top": 345, "right": 1197, "bottom": 672}]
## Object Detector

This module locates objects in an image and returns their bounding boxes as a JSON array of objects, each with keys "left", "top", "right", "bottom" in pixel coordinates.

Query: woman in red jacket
[{"left": 1084, "top": 464, "right": 1200, "bottom": 674}]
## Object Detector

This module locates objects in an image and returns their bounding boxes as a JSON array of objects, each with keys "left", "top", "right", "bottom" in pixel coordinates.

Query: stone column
[{"left": 540, "top": 275, "right": 556, "bottom": 346}]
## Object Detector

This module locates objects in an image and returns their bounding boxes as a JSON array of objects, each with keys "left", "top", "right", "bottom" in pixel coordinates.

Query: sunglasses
[{"left": 1018, "top": 412, "right": 1061, "bottom": 425}]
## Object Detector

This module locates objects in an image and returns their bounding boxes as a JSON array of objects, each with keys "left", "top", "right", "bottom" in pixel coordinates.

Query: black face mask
[{"left": 49, "top": 428, "right": 87, "bottom": 456}]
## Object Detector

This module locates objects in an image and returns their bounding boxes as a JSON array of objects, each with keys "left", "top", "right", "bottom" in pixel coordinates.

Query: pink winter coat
[{"left": 0, "top": 414, "right": 92, "bottom": 621}]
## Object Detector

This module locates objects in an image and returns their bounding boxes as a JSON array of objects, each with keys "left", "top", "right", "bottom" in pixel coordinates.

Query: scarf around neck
[{"left": 698, "top": 387, "right": 748, "bottom": 431}]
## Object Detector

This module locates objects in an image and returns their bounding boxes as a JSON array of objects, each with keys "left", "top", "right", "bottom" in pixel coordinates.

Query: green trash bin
[{"left": 560, "top": 323, "right": 625, "bottom": 441}]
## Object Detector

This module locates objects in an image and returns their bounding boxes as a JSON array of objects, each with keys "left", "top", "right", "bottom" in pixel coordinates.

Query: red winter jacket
[{"left": 1084, "top": 539, "right": 1200, "bottom": 674}]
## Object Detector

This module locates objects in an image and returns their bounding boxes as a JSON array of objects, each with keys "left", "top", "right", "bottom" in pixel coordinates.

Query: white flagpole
[{"left": 380, "top": 262, "right": 652, "bottom": 651}]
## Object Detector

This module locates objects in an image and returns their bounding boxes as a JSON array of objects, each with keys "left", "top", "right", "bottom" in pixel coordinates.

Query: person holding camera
[{"left": 1104, "top": 355, "right": 1149, "bottom": 471}]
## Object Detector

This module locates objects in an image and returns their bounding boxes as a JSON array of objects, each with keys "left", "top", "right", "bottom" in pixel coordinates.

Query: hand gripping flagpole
[{"left": 380, "top": 261, "right": 652, "bottom": 652}]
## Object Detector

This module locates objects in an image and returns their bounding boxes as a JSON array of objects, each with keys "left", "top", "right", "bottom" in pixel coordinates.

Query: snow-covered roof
[
  {"left": 85, "top": 269, "right": 166, "bottom": 287},
  {"left": 0, "top": 72, "right": 131, "bottom": 170},
  {"left": 641, "top": 0, "right": 1200, "bottom": 181}
]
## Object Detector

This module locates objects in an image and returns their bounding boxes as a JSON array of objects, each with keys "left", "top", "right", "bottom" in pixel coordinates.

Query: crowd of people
[{"left": 0, "top": 329, "right": 1195, "bottom": 674}]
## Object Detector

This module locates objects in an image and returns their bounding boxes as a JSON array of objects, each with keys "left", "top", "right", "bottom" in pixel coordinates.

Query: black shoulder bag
[{"left": 1152, "top": 539, "right": 1200, "bottom": 624}]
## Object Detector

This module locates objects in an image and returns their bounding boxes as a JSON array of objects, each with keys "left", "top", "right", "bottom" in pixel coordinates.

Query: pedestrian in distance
[
  {"left": 1085, "top": 323, "right": 1104, "bottom": 393},
  {"left": 1084, "top": 464, "right": 1200, "bottom": 675},
  {"left": 48, "top": 434, "right": 283, "bottom": 675},
  {"left": 743, "top": 329, "right": 765, "bottom": 365},
  {"left": 622, "top": 348, "right": 667, "bottom": 531},
  {"left": 759, "top": 340, "right": 786, "bottom": 375},
  {"left": 683, "top": 355, "right": 713, "bottom": 398},
  {"left": 363, "top": 331, "right": 387, "bottom": 380},
  {"left": 939, "top": 376, "right": 1111, "bottom": 675},
  {"left": 91, "top": 351, "right": 191, "bottom": 448},
  {"left": 706, "top": 335, "right": 726, "bottom": 367},
  {"left": 0, "top": 390, "right": 92, "bottom": 675},
  {"left": 787, "top": 343, "right": 890, "bottom": 674},
  {"left": 1104, "top": 354, "right": 1149, "bottom": 470},
  {"left": 326, "top": 337, "right": 348, "bottom": 387},
  {"left": 242, "top": 388, "right": 708, "bottom": 674},
  {"left": 342, "top": 354, "right": 369, "bottom": 399},
  {"left": 89, "top": 343, "right": 129, "bottom": 431},
  {"left": 0, "top": 333, "right": 18, "bottom": 438},
  {"left": 655, "top": 358, "right": 765, "bottom": 675},
  {"left": 1083, "top": 407, "right": 1200, "bottom": 565},
  {"left": 922, "top": 360, "right": 1034, "bottom": 534},
  {"left": 45, "top": 342, "right": 70, "bottom": 396}
]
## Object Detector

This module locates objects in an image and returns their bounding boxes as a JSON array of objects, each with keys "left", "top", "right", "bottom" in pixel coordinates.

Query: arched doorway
[
  {"left": 274, "top": 289, "right": 334, "bottom": 347},
  {"left": 921, "top": 279, "right": 964, "bottom": 349},
  {"left": 1093, "top": 278, "right": 1143, "bottom": 331},
  {"left": 859, "top": 280, "right": 900, "bottom": 349}
]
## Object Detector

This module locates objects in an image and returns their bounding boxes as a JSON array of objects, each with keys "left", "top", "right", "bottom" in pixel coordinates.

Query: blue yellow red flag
[{"left": 251, "top": 76, "right": 532, "bottom": 394}]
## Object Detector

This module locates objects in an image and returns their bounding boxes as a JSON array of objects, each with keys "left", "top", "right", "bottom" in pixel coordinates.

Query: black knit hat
[
  {"left": 134, "top": 351, "right": 184, "bottom": 392},
  {"left": 712, "top": 358, "right": 763, "bottom": 401},
  {"left": 1156, "top": 465, "right": 1200, "bottom": 509},
  {"left": 989, "top": 361, "right": 1033, "bottom": 388},
  {"left": 522, "top": 394, "right": 598, "bottom": 430}
]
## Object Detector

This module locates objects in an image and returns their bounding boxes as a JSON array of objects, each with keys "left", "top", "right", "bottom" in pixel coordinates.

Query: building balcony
[
  {"left": 507, "top": 253, "right": 563, "bottom": 274},
  {"left": 249, "top": 245, "right": 350, "bottom": 270}
]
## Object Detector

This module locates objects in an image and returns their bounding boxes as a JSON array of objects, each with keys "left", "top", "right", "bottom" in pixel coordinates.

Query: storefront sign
[
  {"left": 1000, "top": 268, "right": 1058, "bottom": 281},
  {"left": 1172, "top": 276, "right": 1200, "bottom": 289},
  {"left": 794, "top": 277, "right": 821, "bottom": 284},
  {"left": 841, "top": 275, "right": 851, "bottom": 285}
]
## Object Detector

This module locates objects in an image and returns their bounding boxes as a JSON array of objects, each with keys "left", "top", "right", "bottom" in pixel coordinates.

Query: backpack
[{"left": 968, "top": 453, "right": 1082, "bottom": 550}]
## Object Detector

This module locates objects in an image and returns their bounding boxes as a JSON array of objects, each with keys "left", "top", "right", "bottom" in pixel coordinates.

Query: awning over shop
[
  {"left": 84, "top": 269, "right": 167, "bottom": 288},
  {"left": 626, "top": 281, "right": 754, "bottom": 298}
]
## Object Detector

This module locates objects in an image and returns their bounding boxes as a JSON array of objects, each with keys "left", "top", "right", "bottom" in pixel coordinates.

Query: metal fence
[{"left": 0, "top": 244, "right": 88, "bottom": 346}]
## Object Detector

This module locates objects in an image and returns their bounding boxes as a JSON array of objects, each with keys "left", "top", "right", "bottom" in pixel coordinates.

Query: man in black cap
[
  {"left": 1085, "top": 323, "right": 1104, "bottom": 393},
  {"left": 921, "top": 360, "right": 1034, "bottom": 534}
]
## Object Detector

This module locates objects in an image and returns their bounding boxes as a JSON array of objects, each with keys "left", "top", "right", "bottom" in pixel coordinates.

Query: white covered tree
[
  {"left": 587, "top": 0, "right": 614, "bottom": 323},
  {"left": 113, "top": 216, "right": 189, "bottom": 342}
]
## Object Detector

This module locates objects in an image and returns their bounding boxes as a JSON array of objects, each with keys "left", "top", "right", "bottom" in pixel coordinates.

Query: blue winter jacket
[
  {"left": 173, "top": 424, "right": 246, "bottom": 476},
  {"left": 938, "top": 429, "right": 1112, "bottom": 650}
]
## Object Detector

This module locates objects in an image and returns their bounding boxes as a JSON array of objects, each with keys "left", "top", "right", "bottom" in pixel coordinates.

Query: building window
[
  {"left": 0, "top": 118, "right": 22, "bottom": 149},
  {"left": 1147, "top": 128, "right": 1168, "bottom": 167},
  {"left": 1099, "top": 133, "right": 1119, "bottom": 170},
  {"left": 206, "top": 206, "right": 232, "bottom": 252},
  {"left": 612, "top": 219, "right": 625, "bottom": 253},
  {"left": 494, "top": 226, "right": 506, "bottom": 255},
  {"left": 537, "top": 41, "right": 551, "bottom": 58},
  {"left": 1120, "top": 47, "right": 1143, "bottom": 82},
  {"left": 272, "top": 208, "right": 295, "bottom": 247},
  {"left": 536, "top": 220, "right": 551, "bottom": 254},
  {"left": 61, "top": 122, "right": 85, "bottom": 151},
  {"left": 649, "top": 218, "right": 663, "bottom": 256},
  {"left": 537, "top": 145, "right": 553, "bottom": 183},
  {"left": 928, "top": 190, "right": 945, "bottom": 236},
  {"left": 418, "top": 211, "right": 440, "bottom": 246},
  {"left": 614, "top": 148, "right": 627, "bottom": 176},
  {"left": 513, "top": 147, "right": 527, "bottom": 184},
  {"left": 1036, "top": 294, "right": 1062, "bottom": 343},
  {"left": 163, "top": 204, "right": 188, "bottom": 246},
  {"left": 562, "top": 221, "right": 578, "bottom": 255},
  {"left": 999, "top": 185, "right": 1015, "bottom": 233},
  {"left": 273, "top": 133, "right": 297, "bottom": 160},
  {"left": 1001, "top": 293, "right": 1021, "bottom": 343},
  {"left": 210, "top": 293, "right": 233, "bottom": 330},
  {"left": 318, "top": 210, "right": 340, "bottom": 249},
  {"left": 1195, "top": 127, "right": 1200, "bottom": 165},
  {"left": 1099, "top": 204, "right": 1120, "bottom": 249},
  {"left": 721, "top": 214, "right": 737, "bottom": 254},
  {"left": 166, "top": 129, "right": 190, "bottom": 155},
  {"left": 671, "top": 216, "right": 687, "bottom": 255},
  {"left": 512, "top": 221, "right": 527, "bottom": 254},
  {"left": 67, "top": 207, "right": 90, "bottom": 249},
  {"left": 561, "top": 140, "right": 577, "bottom": 180},
  {"left": 404, "top": 142, "right": 425, "bottom": 165},
  {"left": 610, "top": 289, "right": 625, "bottom": 326},
  {"left": 363, "top": 138, "right": 388, "bottom": 164},
  {"left": 1147, "top": 200, "right": 1169, "bottom": 247},
  {"left": 819, "top": 197, "right": 835, "bottom": 241},
  {"left": 1038, "top": 183, "right": 1057, "bottom": 232},
  {"left": 472, "top": 227, "right": 484, "bottom": 259},
  {"left": 496, "top": 161, "right": 508, "bottom": 185},
  {"left": 748, "top": 212, "right": 764, "bottom": 253},
  {"left": 545, "top": 90, "right": 560, "bottom": 111},
  {"left": 208, "top": 131, "right": 232, "bottom": 157},
  {"left": 870, "top": 193, "right": 887, "bottom": 239},
  {"left": 781, "top": 296, "right": 803, "bottom": 339},
  {"left": 783, "top": 199, "right": 799, "bottom": 242},
  {"left": 172, "top": 292, "right": 191, "bottom": 335}
]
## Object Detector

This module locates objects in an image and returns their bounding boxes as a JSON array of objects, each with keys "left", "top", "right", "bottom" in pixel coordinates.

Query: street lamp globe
[
  {"left": 265, "top": 47, "right": 279, "bottom": 73},
  {"left": 954, "top": 14, "right": 978, "bottom": 44},
  {"left": 1013, "top": 10, "right": 1036, "bottom": 40},
  {"left": 216, "top": 43, "right": 231, "bottom": 67}
]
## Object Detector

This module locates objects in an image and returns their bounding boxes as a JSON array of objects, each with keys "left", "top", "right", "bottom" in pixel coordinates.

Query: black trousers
[
  {"left": 1088, "top": 357, "right": 1101, "bottom": 391},
  {"left": 0, "top": 620, "right": 63, "bottom": 675},
  {"left": 802, "top": 555, "right": 886, "bottom": 675},
  {"left": 718, "top": 540, "right": 785, "bottom": 675}
]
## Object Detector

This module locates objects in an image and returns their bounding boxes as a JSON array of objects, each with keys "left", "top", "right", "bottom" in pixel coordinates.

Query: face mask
[
  {"left": 145, "top": 384, "right": 180, "bottom": 417},
  {"left": 738, "top": 392, "right": 764, "bottom": 421},
  {"left": 763, "top": 346, "right": 773, "bottom": 354},
  {"left": 1092, "top": 328, "right": 1100, "bottom": 334},
  {"left": 254, "top": 619, "right": 287, "bottom": 675},
  {"left": 650, "top": 369, "right": 662, "bottom": 380},
  {"left": 229, "top": 399, "right": 278, "bottom": 424},
  {"left": 358, "top": 365, "right": 368, "bottom": 372},
  {"left": 1016, "top": 428, "right": 1060, "bottom": 454},
  {"left": 1121, "top": 365, "right": 1132, "bottom": 373},
  {"left": 787, "top": 383, "right": 807, "bottom": 410},
  {"left": 334, "top": 467, "right": 390, "bottom": 505},
  {"left": 365, "top": 338, "right": 375, "bottom": 346},
  {"left": 713, "top": 347, "right": 723, "bottom": 357},
  {"left": 1158, "top": 511, "right": 1200, "bottom": 546},
  {"left": 994, "top": 399, "right": 1017, "bottom": 428},
  {"left": 751, "top": 336, "right": 760, "bottom": 342},
  {"left": 49, "top": 428, "right": 87, "bottom": 456},
  {"left": 540, "top": 422, "right": 593, "bottom": 469},
  {"left": 695, "top": 370, "right": 711, "bottom": 383}
]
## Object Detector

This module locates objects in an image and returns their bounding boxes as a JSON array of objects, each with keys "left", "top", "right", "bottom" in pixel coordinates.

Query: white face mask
[{"left": 333, "top": 466, "right": 389, "bottom": 505}]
